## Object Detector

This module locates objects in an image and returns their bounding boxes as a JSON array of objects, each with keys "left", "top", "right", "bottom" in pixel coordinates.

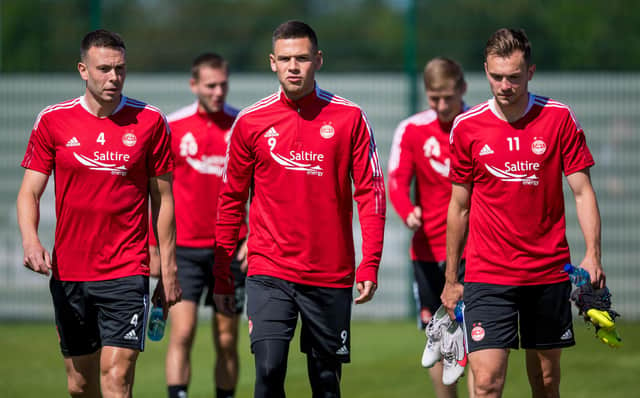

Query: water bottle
[
  {"left": 454, "top": 301, "right": 464, "bottom": 323},
  {"left": 563, "top": 263, "right": 590, "bottom": 287},
  {"left": 147, "top": 305, "right": 166, "bottom": 341}
]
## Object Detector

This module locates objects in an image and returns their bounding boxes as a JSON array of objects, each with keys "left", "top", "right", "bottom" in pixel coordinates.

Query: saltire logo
[
  {"left": 73, "top": 153, "right": 128, "bottom": 175},
  {"left": 269, "top": 152, "right": 323, "bottom": 176},
  {"left": 484, "top": 164, "right": 538, "bottom": 185}
]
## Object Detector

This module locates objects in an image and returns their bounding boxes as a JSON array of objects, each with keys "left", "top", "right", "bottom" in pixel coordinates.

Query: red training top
[
  {"left": 22, "top": 95, "right": 173, "bottom": 281},
  {"left": 449, "top": 94, "right": 594, "bottom": 285},
  {"left": 388, "top": 108, "right": 465, "bottom": 262},
  {"left": 148, "top": 102, "right": 247, "bottom": 247},
  {"left": 213, "top": 86, "right": 386, "bottom": 293}
]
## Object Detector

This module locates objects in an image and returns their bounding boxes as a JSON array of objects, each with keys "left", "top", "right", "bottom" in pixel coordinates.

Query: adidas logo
[
  {"left": 479, "top": 144, "right": 494, "bottom": 156},
  {"left": 335, "top": 345, "right": 350, "bottom": 355},
  {"left": 124, "top": 329, "right": 138, "bottom": 341},
  {"left": 264, "top": 127, "right": 279, "bottom": 138},
  {"left": 560, "top": 329, "right": 573, "bottom": 340},
  {"left": 66, "top": 137, "right": 80, "bottom": 147}
]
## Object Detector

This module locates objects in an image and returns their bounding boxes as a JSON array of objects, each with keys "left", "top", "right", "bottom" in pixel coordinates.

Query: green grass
[{"left": 1, "top": 320, "right": 638, "bottom": 397}]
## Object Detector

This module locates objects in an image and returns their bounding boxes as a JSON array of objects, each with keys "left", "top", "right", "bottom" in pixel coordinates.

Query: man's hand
[
  {"left": 214, "top": 293, "right": 236, "bottom": 316},
  {"left": 162, "top": 275, "right": 182, "bottom": 308},
  {"left": 440, "top": 281, "right": 464, "bottom": 319},
  {"left": 152, "top": 276, "right": 182, "bottom": 319},
  {"left": 405, "top": 206, "right": 423, "bottom": 231},
  {"left": 579, "top": 256, "right": 606, "bottom": 289},
  {"left": 22, "top": 240, "right": 52, "bottom": 276},
  {"left": 354, "top": 280, "right": 377, "bottom": 304}
]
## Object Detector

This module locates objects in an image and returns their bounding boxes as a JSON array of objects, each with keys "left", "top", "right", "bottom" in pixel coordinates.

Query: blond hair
[{"left": 423, "top": 57, "right": 465, "bottom": 91}]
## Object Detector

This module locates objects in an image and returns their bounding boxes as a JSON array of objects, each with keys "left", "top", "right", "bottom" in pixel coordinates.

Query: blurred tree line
[{"left": 2, "top": 0, "right": 639, "bottom": 73}]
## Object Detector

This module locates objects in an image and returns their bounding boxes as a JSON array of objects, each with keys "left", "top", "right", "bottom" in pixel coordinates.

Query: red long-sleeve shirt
[
  {"left": 388, "top": 109, "right": 456, "bottom": 262},
  {"left": 213, "top": 86, "right": 386, "bottom": 293}
]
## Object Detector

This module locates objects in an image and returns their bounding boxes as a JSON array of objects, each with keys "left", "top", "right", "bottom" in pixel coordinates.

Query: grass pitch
[{"left": 1, "top": 320, "right": 638, "bottom": 397}]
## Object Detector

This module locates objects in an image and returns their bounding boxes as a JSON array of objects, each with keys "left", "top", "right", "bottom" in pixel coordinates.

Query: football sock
[
  {"left": 168, "top": 384, "right": 188, "bottom": 398},
  {"left": 216, "top": 387, "right": 235, "bottom": 398}
]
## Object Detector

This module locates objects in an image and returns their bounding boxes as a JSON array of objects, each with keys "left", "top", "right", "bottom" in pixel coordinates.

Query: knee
[
  {"left": 255, "top": 357, "right": 284, "bottom": 382},
  {"left": 473, "top": 371, "right": 505, "bottom": 396},
  {"left": 101, "top": 364, "right": 130, "bottom": 389},
  {"left": 67, "top": 374, "right": 96, "bottom": 397},
  {"left": 530, "top": 369, "right": 560, "bottom": 397},
  {"left": 216, "top": 330, "right": 238, "bottom": 357},
  {"left": 170, "top": 326, "right": 196, "bottom": 350},
  {"left": 100, "top": 359, "right": 136, "bottom": 395},
  {"left": 315, "top": 360, "right": 340, "bottom": 386}
]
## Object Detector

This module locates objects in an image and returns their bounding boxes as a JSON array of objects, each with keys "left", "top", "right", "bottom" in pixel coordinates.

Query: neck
[
  {"left": 495, "top": 93, "right": 530, "bottom": 123},
  {"left": 84, "top": 91, "right": 121, "bottom": 118},
  {"left": 198, "top": 104, "right": 222, "bottom": 114},
  {"left": 283, "top": 86, "right": 314, "bottom": 102}
]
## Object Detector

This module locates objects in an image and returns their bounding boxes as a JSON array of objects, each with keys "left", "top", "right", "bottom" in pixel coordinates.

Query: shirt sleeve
[
  {"left": 351, "top": 110, "right": 386, "bottom": 284},
  {"left": 214, "top": 116, "right": 254, "bottom": 294},
  {"left": 21, "top": 112, "right": 55, "bottom": 174},
  {"left": 560, "top": 107, "right": 595, "bottom": 175},
  {"left": 449, "top": 122, "right": 473, "bottom": 184},
  {"left": 147, "top": 114, "right": 174, "bottom": 177},
  {"left": 387, "top": 120, "right": 416, "bottom": 223}
]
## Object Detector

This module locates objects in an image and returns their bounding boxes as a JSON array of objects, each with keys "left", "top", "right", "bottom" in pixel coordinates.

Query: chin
[{"left": 438, "top": 114, "right": 454, "bottom": 123}]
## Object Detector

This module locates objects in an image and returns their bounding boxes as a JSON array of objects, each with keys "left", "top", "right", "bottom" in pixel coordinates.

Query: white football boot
[
  {"left": 441, "top": 321, "right": 467, "bottom": 385},
  {"left": 421, "top": 305, "right": 452, "bottom": 368}
]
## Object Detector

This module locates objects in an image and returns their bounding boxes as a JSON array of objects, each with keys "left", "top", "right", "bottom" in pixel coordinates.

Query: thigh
[
  {"left": 177, "top": 246, "right": 214, "bottom": 304},
  {"left": 64, "top": 351, "right": 101, "bottom": 394},
  {"left": 519, "top": 281, "right": 575, "bottom": 349},
  {"left": 296, "top": 284, "right": 353, "bottom": 363},
  {"left": 89, "top": 275, "right": 149, "bottom": 352},
  {"left": 50, "top": 277, "right": 101, "bottom": 357},
  {"left": 463, "top": 282, "right": 520, "bottom": 353},
  {"left": 168, "top": 299, "right": 199, "bottom": 340},
  {"left": 99, "top": 346, "right": 140, "bottom": 395},
  {"left": 246, "top": 275, "right": 298, "bottom": 350}
]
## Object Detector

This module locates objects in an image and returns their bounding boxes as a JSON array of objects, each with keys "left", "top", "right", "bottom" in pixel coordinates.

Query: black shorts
[
  {"left": 413, "top": 259, "right": 466, "bottom": 328},
  {"left": 246, "top": 275, "right": 352, "bottom": 363},
  {"left": 50, "top": 275, "right": 149, "bottom": 357},
  {"left": 463, "top": 281, "right": 575, "bottom": 353},
  {"left": 176, "top": 245, "right": 246, "bottom": 314}
]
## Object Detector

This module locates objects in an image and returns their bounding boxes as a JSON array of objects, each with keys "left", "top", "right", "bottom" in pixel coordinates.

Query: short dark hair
[
  {"left": 423, "top": 57, "right": 466, "bottom": 91},
  {"left": 484, "top": 28, "right": 531, "bottom": 65},
  {"left": 191, "top": 53, "right": 228, "bottom": 80},
  {"left": 80, "top": 29, "right": 125, "bottom": 60},
  {"left": 272, "top": 20, "right": 318, "bottom": 52}
]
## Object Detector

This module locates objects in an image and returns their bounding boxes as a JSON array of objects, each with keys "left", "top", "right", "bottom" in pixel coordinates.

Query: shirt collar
[
  {"left": 279, "top": 83, "right": 319, "bottom": 110},
  {"left": 80, "top": 94, "right": 126, "bottom": 118}
]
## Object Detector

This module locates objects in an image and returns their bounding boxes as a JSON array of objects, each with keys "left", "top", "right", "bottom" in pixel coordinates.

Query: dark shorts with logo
[
  {"left": 463, "top": 281, "right": 575, "bottom": 353},
  {"left": 246, "top": 275, "right": 352, "bottom": 363},
  {"left": 177, "top": 244, "right": 246, "bottom": 314},
  {"left": 413, "top": 259, "right": 466, "bottom": 328},
  {"left": 50, "top": 275, "right": 149, "bottom": 357}
]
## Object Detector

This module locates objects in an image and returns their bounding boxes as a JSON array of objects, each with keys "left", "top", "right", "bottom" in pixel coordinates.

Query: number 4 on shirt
[{"left": 97, "top": 132, "right": 106, "bottom": 145}]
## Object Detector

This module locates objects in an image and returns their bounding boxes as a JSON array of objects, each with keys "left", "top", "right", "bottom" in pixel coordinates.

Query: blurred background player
[
  {"left": 17, "top": 29, "right": 181, "bottom": 398},
  {"left": 212, "top": 20, "right": 386, "bottom": 398},
  {"left": 148, "top": 53, "right": 248, "bottom": 398},
  {"left": 388, "top": 57, "right": 473, "bottom": 398},
  {"left": 443, "top": 28, "right": 605, "bottom": 398}
]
